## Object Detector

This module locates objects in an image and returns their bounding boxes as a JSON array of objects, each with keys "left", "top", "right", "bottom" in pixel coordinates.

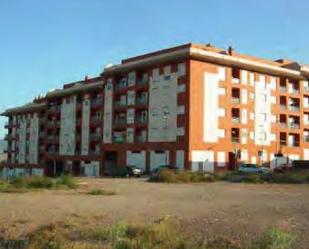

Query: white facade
[{"left": 60, "top": 96, "right": 77, "bottom": 155}]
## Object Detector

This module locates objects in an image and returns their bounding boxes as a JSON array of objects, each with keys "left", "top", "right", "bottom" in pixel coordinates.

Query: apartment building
[{"left": 2, "top": 43, "right": 309, "bottom": 177}]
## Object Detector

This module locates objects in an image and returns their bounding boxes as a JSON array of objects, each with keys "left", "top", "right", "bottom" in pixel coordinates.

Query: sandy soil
[{"left": 0, "top": 178, "right": 309, "bottom": 246}]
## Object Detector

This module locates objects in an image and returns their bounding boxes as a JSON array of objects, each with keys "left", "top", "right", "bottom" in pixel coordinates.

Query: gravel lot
[{"left": 1, "top": 178, "right": 309, "bottom": 246}]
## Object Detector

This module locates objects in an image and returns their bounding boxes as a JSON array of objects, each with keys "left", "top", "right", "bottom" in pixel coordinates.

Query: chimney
[{"left": 228, "top": 46, "right": 234, "bottom": 56}]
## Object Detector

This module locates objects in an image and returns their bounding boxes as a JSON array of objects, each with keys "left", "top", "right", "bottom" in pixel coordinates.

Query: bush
[
  {"left": 56, "top": 175, "right": 78, "bottom": 189},
  {"left": 87, "top": 189, "right": 116, "bottom": 196},
  {"left": 252, "top": 228, "right": 296, "bottom": 249},
  {"left": 27, "top": 176, "right": 54, "bottom": 189},
  {"left": 150, "top": 170, "right": 215, "bottom": 183}
]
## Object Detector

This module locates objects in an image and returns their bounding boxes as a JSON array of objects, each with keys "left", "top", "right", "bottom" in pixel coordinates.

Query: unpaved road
[{"left": 0, "top": 178, "right": 309, "bottom": 245}]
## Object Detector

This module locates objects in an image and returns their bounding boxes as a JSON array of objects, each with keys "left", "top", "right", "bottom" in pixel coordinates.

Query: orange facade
[{"left": 2, "top": 43, "right": 309, "bottom": 176}]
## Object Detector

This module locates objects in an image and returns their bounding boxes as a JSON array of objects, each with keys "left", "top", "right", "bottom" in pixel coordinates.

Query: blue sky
[{"left": 0, "top": 0, "right": 308, "bottom": 138}]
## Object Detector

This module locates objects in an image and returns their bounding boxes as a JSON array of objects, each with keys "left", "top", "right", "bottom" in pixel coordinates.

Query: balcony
[
  {"left": 280, "top": 123, "right": 287, "bottom": 128},
  {"left": 114, "top": 118, "right": 126, "bottom": 126},
  {"left": 280, "top": 105, "right": 287, "bottom": 111},
  {"left": 90, "top": 133, "right": 101, "bottom": 142},
  {"left": 289, "top": 141, "right": 300, "bottom": 147},
  {"left": 114, "top": 100, "right": 127, "bottom": 108},
  {"left": 90, "top": 117, "right": 101, "bottom": 126},
  {"left": 304, "top": 136, "right": 309, "bottom": 143},
  {"left": 136, "top": 135, "right": 147, "bottom": 143},
  {"left": 137, "top": 75, "right": 149, "bottom": 86},
  {"left": 115, "top": 78, "right": 127, "bottom": 91},
  {"left": 91, "top": 99, "right": 103, "bottom": 109},
  {"left": 232, "top": 78, "right": 240, "bottom": 84},
  {"left": 289, "top": 105, "right": 300, "bottom": 112},
  {"left": 231, "top": 137, "right": 240, "bottom": 143},
  {"left": 47, "top": 120, "right": 60, "bottom": 128},
  {"left": 136, "top": 96, "right": 148, "bottom": 105},
  {"left": 48, "top": 106, "right": 60, "bottom": 113},
  {"left": 89, "top": 150, "right": 101, "bottom": 156},
  {"left": 113, "top": 133, "right": 126, "bottom": 144},
  {"left": 279, "top": 86, "right": 287, "bottom": 93},
  {"left": 231, "top": 98, "right": 240, "bottom": 104},
  {"left": 289, "top": 123, "right": 300, "bottom": 129},
  {"left": 232, "top": 117, "right": 240, "bottom": 124}
]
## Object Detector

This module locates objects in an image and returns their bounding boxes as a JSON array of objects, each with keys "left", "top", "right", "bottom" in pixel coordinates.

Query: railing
[
  {"left": 279, "top": 86, "right": 287, "bottom": 92},
  {"left": 113, "top": 136, "right": 126, "bottom": 144},
  {"left": 136, "top": 117, "right": 147, "bottom": 124},
  {"left": 232, "top": 78, "right": 240, "bottom": 84},
  {"left": 136, "top": 136, "right": 147, "bottom": 143},
  {"left": 137, "top": 76, "right": 148, "bottom": 86},
  {"left": 280, "top": 105, "right": 287, "bottom": 110},
  {"left": 136, "top": 97, "right": 148, "bottom": 105},
  {"left": 304, "top": 86, "right": 309, "bottom": 92},
  {"left": 48, "top": 106, "right": 60, "bottom": 113},
  {"left": 232, "top": 117, "right": 240, "bottom": 124},
  {"left": 289, "top": 105, "right": 300, "bottom": 112},
  {"left": 280, "top": 123, "right": 287, "bottom": 128},
  {"left": 90, "top": 133, "right": 101, "bottom": 141},
  {"left": 231, "top": 137, "right": 240, "bottom": 143},
  {"left": 289, "top": 123, "right": 300, "bottom": 129},
  {"left": 304, "top": 137, "right": 309, "bottom": 143},
  {"left": 289, "top": 141, "right": 300, "bottom": 147},
  {"left": 231, "top": 98, "right": 240, "bottom": 104},
  {"left": 280, "top": 140, "right": 287, "bottom": 146},
  {"left": 90, "top": 150, "right": 101, "bottom": 156},
  {"left": 289, "top": 88, "right": 300, "bottom": 95},
  {"left": 114, "top": 100, "right": 127, "bottom": 108},
  {"left": 92, "top": 99, "right": 103, "bottom": 108},
  {"left": 114, "top": 118, "right": 126, "bottom": 126},
  {"left": 115, "top": 79, "right": 127, "bottom": 90}
]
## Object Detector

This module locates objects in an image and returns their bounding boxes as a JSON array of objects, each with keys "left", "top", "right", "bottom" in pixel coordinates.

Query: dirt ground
[{"left": 1, "top": 178, "right": 309, "bottom": 246}]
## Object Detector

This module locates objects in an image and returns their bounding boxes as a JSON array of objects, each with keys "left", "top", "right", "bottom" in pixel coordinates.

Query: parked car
[
  {"left": 151, "top": 165, "right": 179, "bottom": 176},
  {"left": 112, "top": 165, "right": 144, "bottom": 178},
  {"left": 238, "top": 163, "right": 271, "bottom": 174}
]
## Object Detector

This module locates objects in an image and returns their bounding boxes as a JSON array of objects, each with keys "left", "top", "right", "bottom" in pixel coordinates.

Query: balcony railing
[
  {"left": 136, "top": 97, "right": 148, "bottom": 105},
  {"left": 90, "top": 133, "right": 101, "bottom": 141},
  {"left": 280, "top": 123, "right": 287, "bottom": 128},
  {"left": 136, "top": 117, "right": 147, "bottom": 124},
  {"left": 231, "top": 137, "right": 240, "bottom": 143},
  {"left": 91, "top": 99, "right": 103, "bottom": 108},
  {"left": 114, "top": 100, "right": 127, "bottom": 108},
  {"left": 137, "top": 76, "right": 149, "bottom": 86},
  {"left": 136, "top": 135, "right": 147, "bottom": 143},
  {"left": 289, "top": 105, "right": 300, "bottom": 112},
  {"left": 279, "top": 86, "right": 287, "bottom": 92},
  {"left": 289, "top": 141, "right": 300, "bottom": 147},
  {"left": 232, "top": 117, "right": 240, "bottom": 124},
  {"left": 289, "top": 123, "right": 300, "bottom": 129},
  {"left": 232, "top": 78, "right": 240, "bottom": 84},
  {"left": 289, "top": 89, "right": 300, "bottom": 95},
  {"left": 115, "top": 79, "right": 127, "bottom": 90},
  {"left": 231, "top": 98, "right": 240, "bottom": 104},
  {"left": 304, "top": 86, "right": 309, "bottom": 92},
  {"left": 114, "top": 118, "right": 126, "bottom": 126},
  {"left": 113, "top": 136, "right": 126, "bottom": 144},
  {"left": 280, "top": 105, "right": 287, "bottom": 110},
  {"left": 304, "top": 137, "right": 309, "bottom": 143}
]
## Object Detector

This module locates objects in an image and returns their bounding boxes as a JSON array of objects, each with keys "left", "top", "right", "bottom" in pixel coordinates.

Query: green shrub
[
  {"left": 56, "top": 175, "right": 78, "bottom": 189},
  {"left": 156, "top": 170, "right": 178, "bottom": 183},
  {"left": 27, "top": 176, "right": 54, "bottom": 189},
  {"left": 242, "top": 174, "right": 263, "bottom": 184},
  {"left": 10, "top": 177, "right": 28, "bottom": 188},
  {"left": 87, "top": 189, "right": 116, "bottom": 196},
  {"left": 252, "top": 228, "right": 296, "bottom": 249}
]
